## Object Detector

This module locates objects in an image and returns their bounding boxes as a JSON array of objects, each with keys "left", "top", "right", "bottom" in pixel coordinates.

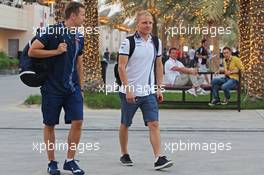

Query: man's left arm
[{"left": 230, "top": 59, "right": 245, "bottom": 74}]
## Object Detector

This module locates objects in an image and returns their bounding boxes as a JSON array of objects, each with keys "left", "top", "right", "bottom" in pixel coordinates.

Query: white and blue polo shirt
[{"left": 118, "top": 32, "right": 162, "bottom": 97}]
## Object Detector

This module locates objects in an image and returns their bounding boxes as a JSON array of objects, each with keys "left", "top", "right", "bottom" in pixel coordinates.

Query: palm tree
[
  {"left": 105, "top": 0, "right": 162, "bottom": 36},
  {"left": 238, "top": 0, "right": 264, "bottom": 99},
  {"left": 106, "top": 0, "right": 238, "bottom": 58},
  {"left": 187, "top": 0, "right": 238, "bottom": 71},
  {"left": 54, "top": 0, "right": 103, "bottom": 91},
  {"left": 248, "top": 0, "right": 264, "bottom": 99},
  {"left": 83, "top": 0, "right": 104, "bottom": 91}
]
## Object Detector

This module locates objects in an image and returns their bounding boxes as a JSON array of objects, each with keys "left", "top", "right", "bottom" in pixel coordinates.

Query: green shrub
[
  {"left": 24, "top": 92, "right": 264, "bottom": 110},
  {"left": 110, "top": 52, "right": 117, "bottom": 61},
  {"left": 0, "top": 51, "right": 19, "bottom": 69},
  {"left": 24, "top": 95, "right": 42, "bottom": 105}
]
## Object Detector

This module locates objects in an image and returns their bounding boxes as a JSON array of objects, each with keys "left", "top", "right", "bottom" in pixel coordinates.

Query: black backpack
[
  {"left": 114, "top": 34, "right": 159, "bottom": 86},
  {"left": 19, "top": 26, "right": 63, "bottom": 87}
]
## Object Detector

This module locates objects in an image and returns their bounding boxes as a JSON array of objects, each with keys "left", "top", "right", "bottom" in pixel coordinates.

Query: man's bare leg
[
  {"left": 44, "top": 125, "right": 55, "bottom": 161},
  {"left": 119, "top": 123, "right": 129, "bottom": 155},
  {"left": 147, "top": 121, "right": 161, "bottom": 157},
  {"left": 67, "top": 120, "right": 83, "bottom": 159}
]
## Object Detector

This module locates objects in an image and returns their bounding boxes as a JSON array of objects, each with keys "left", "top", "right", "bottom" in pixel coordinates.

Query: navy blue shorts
[
  {"left": 41, "top": 90, "right": 83, "bottom": 126},
  {"left": 119, "top": 93, "right": 159, "bottom": 127}
]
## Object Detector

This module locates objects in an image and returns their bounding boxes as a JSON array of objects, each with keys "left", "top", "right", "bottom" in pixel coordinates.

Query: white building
[
  {"left": 99, "top": 25, "right": 127, "bottom": 56},
  {"left": 0, "top": 0, "right": 131, "bottom": 59},
  {"left": 99, "top": 3, "right": 132, "bottom": 57},
  {"left": 0, "top": 1, "right": 52, "bottom": 58}
]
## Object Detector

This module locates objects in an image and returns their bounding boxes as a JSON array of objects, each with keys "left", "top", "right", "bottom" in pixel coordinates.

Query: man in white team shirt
[
  {"left": 117, "top": 10, "right": 173, "bottom": 170},
  {"left": 164, "top": 48, "right": 207, "bottom": 96}
]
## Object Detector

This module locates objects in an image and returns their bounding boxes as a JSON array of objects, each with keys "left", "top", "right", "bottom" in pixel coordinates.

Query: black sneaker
[
  {"left": 63, "top": 160, "right": 85, "bottom": 175},
  {"left": 154, "top": 156, "right": 173, "bottom": 170},
  {"left": 208, "top": 99, "right": 221, "bottom": 106},
  {"left": 47, "top": 160, "right": 60, "bottom": 175},
  {"left": 120, "top": 154, "right": 134, "bottom": 166}
]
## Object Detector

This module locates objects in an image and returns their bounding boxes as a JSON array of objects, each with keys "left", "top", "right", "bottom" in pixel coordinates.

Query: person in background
[
  {"left": 232, "top": 46, "right": 240, "bottom": 57},
  {"left": 162, "top": 47, "right": 169, "bottom": 66},
  {"left": 195, "top": 39, "right": 210, "bottom": 84},
  {"left": 179, "top": 52, "right": 190, "bottom": 67},
  {"left": 28, "top": 2, "right": 86, "bottom": 175},
  {"left": 188, "top": 46, "right": 196, "bottom": 68},
  {"left": 104, "top": 48, "right": 110, "bottom": 61},
  {"left": 164, "top": 48, "right": 208, "bottom": 96},
  {"left": 209, "top": 47, "right": 244, "bottom": 106}
]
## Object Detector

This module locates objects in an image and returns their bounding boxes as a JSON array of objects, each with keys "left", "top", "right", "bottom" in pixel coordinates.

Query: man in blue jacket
[{"left": 28, "top": 2, "right": 85, "bottom": 175}]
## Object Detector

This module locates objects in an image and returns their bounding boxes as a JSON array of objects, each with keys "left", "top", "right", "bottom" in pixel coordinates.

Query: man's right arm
[
  {"left": 171, "top": 66, "right": 197, "bottom": 75},
  {"left": 118, "top": 55, "right": 129, "bottom": 92},
  {"left": 28, "top": 39, "right": 66, "bottom": 58},
  {"left": 118, "top": 55, "right": 136, "bottom": 103}
]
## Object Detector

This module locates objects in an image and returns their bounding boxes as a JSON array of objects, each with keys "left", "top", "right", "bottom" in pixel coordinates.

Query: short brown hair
[
  {"left": 201, "top": 39, "right": 207, "bottom": 44},
  {"left": 169, "top": 47, "right": 177, "bottom": 54},
  {"left": 64, "top": 2, "right": 85, "bottom": 20},
  {"left": 223, "top": 47, "right": 232, "bottom": 52}
]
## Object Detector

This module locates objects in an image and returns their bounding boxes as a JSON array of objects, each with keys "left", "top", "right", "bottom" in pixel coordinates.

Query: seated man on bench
[
  {"left": 209, "top": 47, "right": 244, "bottom": 106},
  {"left": 164, "top": 47, "right": 208, "bottom": 96}
]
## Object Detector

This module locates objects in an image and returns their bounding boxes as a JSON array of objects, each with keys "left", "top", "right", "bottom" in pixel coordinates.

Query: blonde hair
[{"left": 135, "top": 10, "right": 153, "bottom": 24}]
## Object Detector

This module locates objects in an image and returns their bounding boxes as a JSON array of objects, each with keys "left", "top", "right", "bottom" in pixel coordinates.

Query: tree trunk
[
  {"left": 238, "top": 0, "right": 251, "bottom": 91},
  {"left": 161, "top": 23, "right": 167, "bottom": 50},
  {"left": 211, "top": 23, "right": 220, "bottom": 72},
  {"left": 247, "top": 0, "right": 264, "bottom": 98},
  {"left": 152, "top": 15, "right": 158, "bottom": 36},
  {"left": 83, "top": 0, "right": 104, "bottom": 92},
  {"left": 238, "top": 0, "right": 264, "bottom": 99},
  {"left": 54, "top": 0, "right": 68, "bottom": 23}
]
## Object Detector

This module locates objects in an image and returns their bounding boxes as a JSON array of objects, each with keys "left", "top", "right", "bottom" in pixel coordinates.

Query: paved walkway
[{"left": 0, "top": 75, "right": 263, "bottom": 175}]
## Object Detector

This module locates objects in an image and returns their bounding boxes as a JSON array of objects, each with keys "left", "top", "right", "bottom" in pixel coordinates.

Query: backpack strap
[
  {"left": 127, "top": 34, "right": 159, "bottom": 59},
  {"left": 151, "top": 35, "right": 159, "bottom": 56},
  {"left": 150, "top": 35, "right": 160, "bottom": 86},
  {"left": 126, "top": 35, "right": 135, "bottom": 59}
]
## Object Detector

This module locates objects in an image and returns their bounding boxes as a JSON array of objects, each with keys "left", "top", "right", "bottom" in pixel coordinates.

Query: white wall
[
  {"left": 99, "top": 25, "right": 127, "bottom": 55},
  {"left": 0, "top": 3, "right": 50, "bottom": 55},
  {"left": 0, "top": 3, "right": 128, "bottom": 57},
  {"left": 0, "top": 4, "right": 28, "bottom": 30}
]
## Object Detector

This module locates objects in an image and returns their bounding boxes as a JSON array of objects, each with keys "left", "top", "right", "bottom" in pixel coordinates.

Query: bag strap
[
  {"left": 127, "top": 35, "right": 135, "bottom": 59},
  {"left": 148, "top": 36, "right": 159, "bottom": 88},
  {"left": 151, "top": 35, "right": 159, "bottom": 86},
  {"left": 151, "top": 35, "right": 159, "bottom": 56}
]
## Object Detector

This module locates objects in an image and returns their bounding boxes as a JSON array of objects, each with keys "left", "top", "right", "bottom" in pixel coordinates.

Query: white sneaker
[
  {"left": 187, "top": 88, "right": 197, "bottom": 96},
  {"left": 196, "top": 87, "right": 209, "bottom": 95}
]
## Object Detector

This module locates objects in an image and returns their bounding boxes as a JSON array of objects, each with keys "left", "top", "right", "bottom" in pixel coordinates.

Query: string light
[
  {"left": 238, "top": 0, "right": 264, "bottom": 99},
  {"left": 54, "top": 0, "right": 103, "bottom": 91},
  {"left": 54, "top": 0, "right": 264, "bottom": 96},
  {"left": 83, "top": 0, "right": 104, "bottom": 91}
]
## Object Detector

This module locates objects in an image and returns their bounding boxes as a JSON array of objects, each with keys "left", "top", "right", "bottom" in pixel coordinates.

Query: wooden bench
[{"left": 162, "top": 72, "right": 242, "bottom": 112}]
